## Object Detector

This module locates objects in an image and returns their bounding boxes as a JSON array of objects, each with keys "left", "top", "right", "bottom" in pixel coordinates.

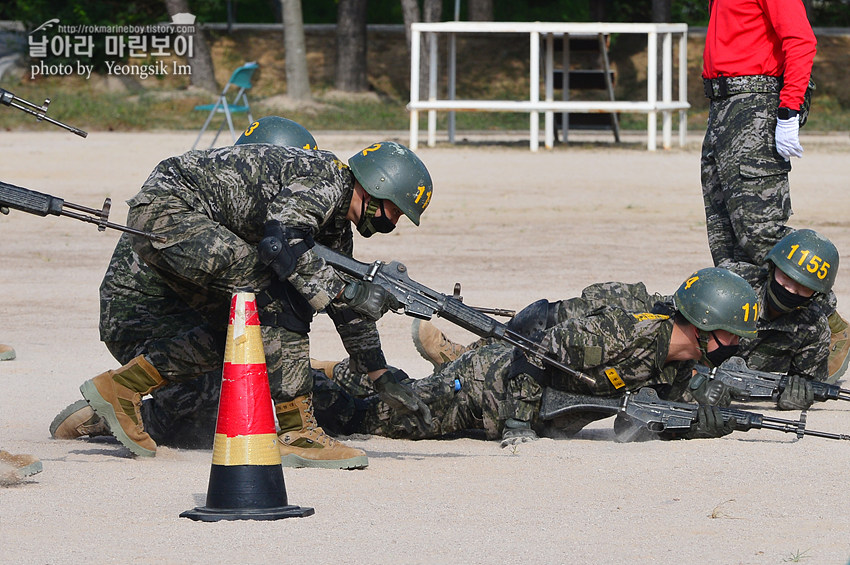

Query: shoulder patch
[
  {"left": 604, "top": 368, "right": 626, "bottom": 389},
  {"left": 632, "top": 312, "right": 670, "bottom": 321}
]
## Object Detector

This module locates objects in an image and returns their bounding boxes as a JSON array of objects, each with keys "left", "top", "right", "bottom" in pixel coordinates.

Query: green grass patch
[{"left": 4, "top": 74, "right": 850, "bottom": 135}]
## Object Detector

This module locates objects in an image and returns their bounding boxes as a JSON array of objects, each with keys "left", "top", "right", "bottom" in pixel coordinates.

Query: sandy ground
[{"left": 1, "top": 128, "right": 850, "bottom": 564}]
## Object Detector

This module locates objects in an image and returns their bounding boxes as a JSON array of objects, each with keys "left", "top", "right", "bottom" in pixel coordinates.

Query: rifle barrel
[
  {"left": 755, "top": 413, "right": 850, "bottom": 440},
  {"left": 501, "top": 330, "right": 598, "bottom": 389},
  {"left": 1, "top": 88, "right": 88, "bottom": 137},
  {"left": 59, "top": 209, "right": 166, "bottom": 242},
  {"left": 470, "top": 306, "right": 515, "bottom": 317},
  {"left": 799, "top": 428, "right": 850, "bottom": 440}
]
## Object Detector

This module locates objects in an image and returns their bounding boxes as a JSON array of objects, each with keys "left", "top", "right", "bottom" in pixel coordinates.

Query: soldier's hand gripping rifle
[
  {"left": 1, "top": 87, "right": 87, "bottom": 137},
  {"left": 539, "top": 386, "right": 850, "bottom": 442},
  {"left": 0, "top": 180, "right": 165, "bottom": 242},
  {"left": 695, "top": 356, "right": 850, "bottom": 404},
  {"left": 312, "top": 244, "right": 596, "bottom": 388}
]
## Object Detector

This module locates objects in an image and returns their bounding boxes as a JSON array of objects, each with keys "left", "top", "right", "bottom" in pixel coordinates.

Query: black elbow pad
[{"left": 258, "top": 220, "right": 314, "bottom": 280}]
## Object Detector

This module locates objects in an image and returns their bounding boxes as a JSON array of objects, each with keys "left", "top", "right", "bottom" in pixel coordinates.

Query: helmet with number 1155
[
  {"left": 348, "top": 141, "right": 433, "bottom": 226},
  {"left": 235, "top": 116, "right": 318, "bottom": 150},
  {"left": 674, "top": 267, "right": 759, "bottom": 337},
  {"left": 766, "top": 229, "right": 839, "bottom": 294}
]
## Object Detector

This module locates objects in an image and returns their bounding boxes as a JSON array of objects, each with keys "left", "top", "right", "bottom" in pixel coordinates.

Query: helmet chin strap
[
  {"left": 356, "top": 192, "right": 386, "bottom": 238},
  {"left": 697, "top": 328, "right": 711, "bottom": 357}
]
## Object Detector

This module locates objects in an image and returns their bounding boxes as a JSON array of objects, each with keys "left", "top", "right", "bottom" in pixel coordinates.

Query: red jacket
[{"left": 702, "top": 0, "right": 816, "bottom": 109}]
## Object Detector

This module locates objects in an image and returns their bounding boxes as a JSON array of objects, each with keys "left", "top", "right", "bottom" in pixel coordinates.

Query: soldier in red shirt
[
  {"left": 701, "top": 0, "right": 815, "bottom": 270},
  {"left": 700, "top": 0, "right": 849, "bottom": 381}
]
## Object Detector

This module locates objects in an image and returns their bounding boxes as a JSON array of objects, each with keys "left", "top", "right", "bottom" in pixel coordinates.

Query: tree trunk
[
  {"left": 335, "top": 0, "right": 369, "bottom": 92},
  {"left": 164, "top": 0, "right": 217, "bottom": 92},
  {"left": 422, "top": 0, "right": 442, "bottom": 23},
  {"left": 651, "top": 0, "right": 672, "bottom": 22},
  {"left": 400, "top": 0, "right": 419, "bottom": 47},
  {"left": 589, "top": 0, "right": 607, "bottom": 21},
  {"left": 281, "top": 0, "right": 311, "bottom": 100},
  {"left": 401, "top": 0, "right": 442, "bottom": 99},
  {"left": 468, "top": 0, "right": 493, "bottom": 21},
  {"left": 802, "top": 0, "right": 813, "bottom": 21}
]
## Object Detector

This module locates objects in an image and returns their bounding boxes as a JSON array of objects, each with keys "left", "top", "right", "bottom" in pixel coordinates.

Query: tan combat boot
[
  {"left": 79, "top": 355, "right": 165, "bottom": 457},
  {"left": 827, "top": 311, "right": 850, "bottom": 384},
  {"left": 276, "top": 394, "right": 368, "bottom": 470},
  {"left": 411, "top": 319, "right": 470, "bottom": 371},
  {"left": 0, "top": 343, "right": 15, "bottom": 361},
  {"left": 310, "top": 358, "right": 338, "bottom": 380},
  {"left": 0, "top": 450, "right": 42, "bottom": 485},
  {"left": 50, "top": 399, "right": 110, "bottom": 440}
]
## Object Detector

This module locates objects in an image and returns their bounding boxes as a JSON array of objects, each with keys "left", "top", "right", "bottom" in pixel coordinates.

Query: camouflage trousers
[
  {"left": 701, "top": 89, "right": 793, "bottom": 276},
  {"left": 107, "top": 319, "right": 311, "bottom": 448},
  {"left": 106, "top": 337, "right": 223, "bottom": 449},
  {"left": 316, "top": 343, "right": 543, "bottom": 441},
  {"left": 102, "top": 197, "right": 320, "bottom": 447}
]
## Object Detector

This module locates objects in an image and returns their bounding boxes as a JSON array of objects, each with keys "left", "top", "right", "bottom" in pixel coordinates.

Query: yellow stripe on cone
[
  {"left": 212, "top": 433, "right": 280, "bottom": 466},
  {"left": 181, "top": 290, "right": 314, "bottom": 521}
]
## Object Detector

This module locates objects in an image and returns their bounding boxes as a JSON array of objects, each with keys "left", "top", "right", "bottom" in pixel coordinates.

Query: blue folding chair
[{"left": 192, "top": 62, "right": 258, "bottom": 149}]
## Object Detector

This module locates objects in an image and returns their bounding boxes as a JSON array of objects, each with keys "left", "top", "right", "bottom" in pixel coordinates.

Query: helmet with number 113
[{"left": 674, "top": 267, "right": 760, "bottom": 337}]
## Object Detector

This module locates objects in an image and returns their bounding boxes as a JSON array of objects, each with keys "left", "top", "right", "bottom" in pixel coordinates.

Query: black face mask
[
  {"left": 356, "top": 198, "right": 396, "bottom": 238},
  {"left": 766, "top": 276, "right": 812, "bottom": 313},
  {"left": 700, "top": 331, "right": 739, "bottom": 368}
]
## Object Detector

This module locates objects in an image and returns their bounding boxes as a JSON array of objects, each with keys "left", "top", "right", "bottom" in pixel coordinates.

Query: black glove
[
  {"left": 684, "top": 405, "right": 736, "bottom": 439},
  {"left": 373, "top": 370, "right": 432, "bottom": 433},
  {"left": 688, "top": 373, "right": 732, "bottom": 407},
  {"left": 341, "top": 281, "right": 400, "bottom": 322},
  {"left": 777, "top": 374, "right": 815, "bottom": 411},
  {"left": 500, "top": 418, "right": 539, "bottom": 448}
]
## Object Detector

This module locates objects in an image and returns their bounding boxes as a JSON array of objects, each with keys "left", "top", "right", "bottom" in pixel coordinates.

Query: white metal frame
[{"left": 408, "top": 22, "right": 689, "bottom": 151}]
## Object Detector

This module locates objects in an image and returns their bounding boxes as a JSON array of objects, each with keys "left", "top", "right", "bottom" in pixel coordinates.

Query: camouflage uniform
[
  {"left": 318, "top": 283, "right": 695, "bottom": 441},
  {"left": 551, "top": 281, "right": 668, "bottom": 324},
  {"left": 701, "top": 78, "right": 793, "bottom": 274},
  {"left": 737, "top": 270, "right": 830, "bottom": 382},
  {"left": 98, "top": 145, "right": 385, "bottom": 445},
  {"left": 99, "top": 235, "right": 226, "bottom": 447},
  {"left": 564, "top": 278, "right": 830, "bottom": 384}
]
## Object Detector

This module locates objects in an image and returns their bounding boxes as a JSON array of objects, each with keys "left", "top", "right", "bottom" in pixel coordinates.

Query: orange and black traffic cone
[{"left": 181, "top": 290, "right": 314, "bottom": 521}]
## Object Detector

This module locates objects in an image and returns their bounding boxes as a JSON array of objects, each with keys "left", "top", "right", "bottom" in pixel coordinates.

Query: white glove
[{"left": 775, "top": 116, "right": 803, "bottom": 160}]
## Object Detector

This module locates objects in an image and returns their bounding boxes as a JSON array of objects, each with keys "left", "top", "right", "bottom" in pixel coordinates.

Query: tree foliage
[
  {"left": 2, "top": 0, "right": 167, "bottom": 28},
  {"left": 3, "top": 0, "right": 849, "bottom": 29}
]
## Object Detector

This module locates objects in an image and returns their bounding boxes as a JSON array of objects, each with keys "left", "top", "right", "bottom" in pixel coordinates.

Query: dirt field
[{"left": 1, "top": 129, "right": 850, "bottom": 564}]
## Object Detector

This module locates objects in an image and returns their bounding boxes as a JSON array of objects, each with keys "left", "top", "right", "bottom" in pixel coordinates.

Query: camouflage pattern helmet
[
  {"left": 766, "top": 228, "right": 838, "bottom": 294},
  {"left": 674, "top": 267, "right": 759, "bottom": 337},
  {"left": 235, "top": 116, "right": 318, "bottom": 149},
  {"left": 348, "top": 141, "right": 432, "bottom": 226}
]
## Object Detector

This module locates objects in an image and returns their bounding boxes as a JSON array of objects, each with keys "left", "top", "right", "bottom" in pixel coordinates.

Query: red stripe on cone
[
  {"left": 217, "top": 292, "right": 275, "bottom": 438},
  {"left": 216, "top": 362, "right": 276, "bottom": 437}
]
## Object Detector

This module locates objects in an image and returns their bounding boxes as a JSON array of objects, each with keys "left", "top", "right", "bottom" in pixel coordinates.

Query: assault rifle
[
  {"left": 312, "top": 244, "right": 596, "bottom": 388},
  {"left": 694, "top": 356, "right": 850, "bottom": 404},
  {"left": 0, "top": 180, "right": 166, "bottom": 242},
  {"left": 1, "top": 87, "right": 87, "bottom": 137},
  {"left": 539, "top": 386, "right": 850, "bottom": 442},
  {"left": 1, "top": 87, "right": 161, "bottom": 241}
]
